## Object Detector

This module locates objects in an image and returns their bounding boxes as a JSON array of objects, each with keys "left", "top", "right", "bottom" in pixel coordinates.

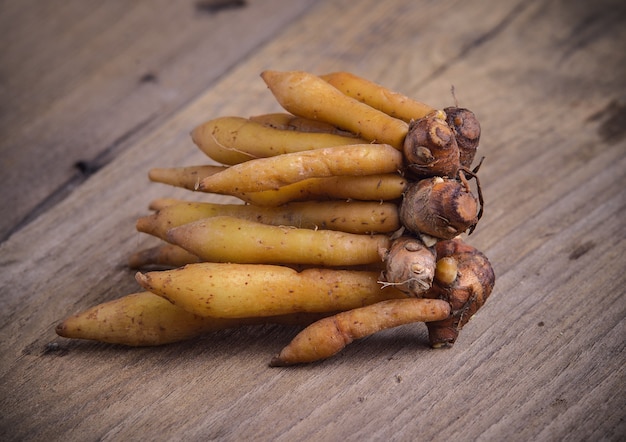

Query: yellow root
[
  {"left": 261, "top": 70, "right": 409, "bottom": 148},
  {"left": 166, "top": 216, "right": 391, "bottom": 266},
  {"left": 148, "top": 165, "right": 227, "bottom": 191},
  {"left": 136, "top": 200, "right": 401, "bottom": 239},
  {"left": 234, "top": 174, "right": 407, "bottom": 206},
  {"left": 191, "top": 116, "right": 365, "bottom": 165},
  {"left": 320, "top": 71, "right": 435, "bottom": 123},
  {"left": 55, "top": 291, "right": 335, "bottom": 346},
  {"left": 270, "top": 298, "right": 451, "bottom": 366},
  {"left": 136, "top": 263, "right": 405, "bottom": 318},
  {"left": 199, "top": 143, "right": 403, "bottom": 193}
]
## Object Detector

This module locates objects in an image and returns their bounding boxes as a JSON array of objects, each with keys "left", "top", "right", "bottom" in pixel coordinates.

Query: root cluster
[{"left": 56, "top": 70, "right": 495, "bottom": 366}]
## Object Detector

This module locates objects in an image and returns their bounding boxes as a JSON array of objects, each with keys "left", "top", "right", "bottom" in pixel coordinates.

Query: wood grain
[
  {"left": 0, "top": 0, "right": 317, "bottom": 241},
  {"left": 1, "top": 0, "right": 625, "bottom": 440}
]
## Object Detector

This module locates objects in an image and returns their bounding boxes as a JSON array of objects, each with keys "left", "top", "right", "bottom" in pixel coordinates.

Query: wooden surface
[{"left": 1, "top": 0, "right": 625, "bottom": 440}]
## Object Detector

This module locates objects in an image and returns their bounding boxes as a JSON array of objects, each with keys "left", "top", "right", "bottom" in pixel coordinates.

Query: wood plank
[
  {"left": 0, "top": 0, "right": 317, "bottom": 241},
  {"left": 1, "top": 0, "right": 625, "bottom": 440}
]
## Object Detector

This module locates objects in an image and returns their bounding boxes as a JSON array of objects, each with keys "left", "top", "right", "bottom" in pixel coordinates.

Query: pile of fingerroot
[{"left": 56, "top": 71, "right": 495, "bottom": 366}]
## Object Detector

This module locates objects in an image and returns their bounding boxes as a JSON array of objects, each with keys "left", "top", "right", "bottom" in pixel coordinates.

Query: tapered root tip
[
  {"left": 55, "top": 322, "right": 68, "bottom": 337},
  {"left": 269, "top": 356, "right": 290, "bottom": 367},
  {"left": 135, "top": 271, "right": 150, "bottom": 289},
  {"left": 260, "top": 70, "right": 273, "bottom": 81},
  {"left": 260, "top": 70, "right": 284, "bottom": 89},
  {"left": 190, "top": 125, "right": 202, "bottom": 144},
  {"left": 197, "top": 177, "right": 208, "bottom": 191},
  {"left": 127, "top": 250, "right": 148, "bottom": 269},
  {"left": 135, "top": 215, "right": 154, "bottom": 234},
  {"left": 147, "top": 168, "right": 164, "bottom": 182}
]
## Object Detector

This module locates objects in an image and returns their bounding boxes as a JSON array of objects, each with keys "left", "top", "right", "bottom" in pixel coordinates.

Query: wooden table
[{"left": 1, "top": 0, "right": 624, "bottom": 440}]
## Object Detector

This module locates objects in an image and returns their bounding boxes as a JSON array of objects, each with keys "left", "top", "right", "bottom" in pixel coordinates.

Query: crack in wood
[{"left": 0, "top": 114, "right": 158, "bottom": 244}]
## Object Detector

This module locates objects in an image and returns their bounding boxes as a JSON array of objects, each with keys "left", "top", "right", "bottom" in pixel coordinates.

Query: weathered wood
[
  {"left": 1, "top": 0, "right": 625, "bottom": 440},
  {"left": 0, "top": 0, "right": 317, "bottom": 241}
]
